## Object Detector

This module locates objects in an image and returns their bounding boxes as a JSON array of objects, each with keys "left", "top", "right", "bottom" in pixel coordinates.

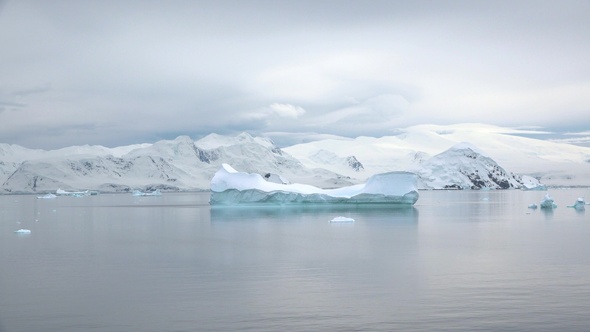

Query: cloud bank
[{"left": 0, "top": 0, "right": 588, "bottom": 149}]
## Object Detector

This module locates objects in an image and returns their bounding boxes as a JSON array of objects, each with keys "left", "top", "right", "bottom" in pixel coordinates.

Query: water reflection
[
  {"left": 4, "top": 191, "right": 590, "bottom": 331},
  {"left": 210, "top": 204, "right": 419, "bottom": 225},
  {"left": 541, "top": 207, "right": 555, "bottom": 220}
]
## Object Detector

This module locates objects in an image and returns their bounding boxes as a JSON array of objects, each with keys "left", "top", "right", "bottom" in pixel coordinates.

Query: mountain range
[{"left": 1, "top": 123, "right": 589, "bottom": 194}]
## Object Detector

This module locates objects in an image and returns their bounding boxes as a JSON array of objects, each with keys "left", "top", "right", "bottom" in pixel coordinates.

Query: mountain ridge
[{"left": 1, "top": 124, "right": 588, "bottom": 193}]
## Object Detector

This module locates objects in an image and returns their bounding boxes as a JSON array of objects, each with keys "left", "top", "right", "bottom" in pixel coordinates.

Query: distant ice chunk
[
  {"left": 56, "top": 188, "right": 90, "bottom": 197},
  {"left": 528, "top": 203, "right": 538, "bottom": 209},
  {"left": 540, "top": 193, "right": 557, "bottom": 209},
  {"left": 14, "top": 229, "right": 31, "bottom": 234},
  {"left": 210, "top": 164, "right": 419, "bottom": 205},
  {"left": 132, "top": 189, "right": 162, "bottom": 196},
  {"left": 330, "top": 216, "right": 355, "bottom": 223},
  {"left": 37, "top": 193, "right": 57, "bottom": 199},
  {"left": 568, "top": 197, "right": 586, "bottom": 210},
  {"left": 519, "top": 175, "right": 546, "bottom": 191}
]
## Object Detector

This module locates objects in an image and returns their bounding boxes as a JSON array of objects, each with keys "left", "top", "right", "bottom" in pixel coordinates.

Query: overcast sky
[{"left": 0, "top": 0, "right": 588, "bottom": 149}]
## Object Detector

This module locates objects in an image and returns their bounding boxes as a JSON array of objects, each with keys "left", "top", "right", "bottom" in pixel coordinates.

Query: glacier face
[{"left": 209, "top": 164, "right": 419, "bottom": 205}]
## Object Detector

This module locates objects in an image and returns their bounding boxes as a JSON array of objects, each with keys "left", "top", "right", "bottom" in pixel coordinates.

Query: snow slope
[
  {"left": 417, "top": 142, "right": 523, "bottom": 190},
  {"left": 0, "top": 133, "right": 351, "bottom": 193},
  {"left": 284, "top": 123, "right": 590, "bottom": 187}
]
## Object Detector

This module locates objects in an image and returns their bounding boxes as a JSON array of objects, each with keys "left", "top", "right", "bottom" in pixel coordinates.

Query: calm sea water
[{"left": 1, "top": 189, "right": 589, "bottom": 332}]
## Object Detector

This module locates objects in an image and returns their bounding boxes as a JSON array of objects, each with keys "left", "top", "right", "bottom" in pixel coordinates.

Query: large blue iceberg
[{"left": 210, "top": 164, "right": 419, "bottom": 205}]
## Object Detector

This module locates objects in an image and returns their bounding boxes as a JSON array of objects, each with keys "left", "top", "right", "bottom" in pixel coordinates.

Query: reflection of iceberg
[
  {"left": 540, "top": 193, "right": 557, "bottom": 209},
  {"left": 132, "top": 189, "right": 162, "bottom": 196},
  {"left": 210, "top": 204, "right": 419, "bottom": 225},
  {"left": 210, "top": 164, "right": 419, "bottom": 205}
]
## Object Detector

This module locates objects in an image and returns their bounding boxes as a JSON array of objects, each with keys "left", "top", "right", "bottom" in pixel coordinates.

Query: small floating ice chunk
[
  {"left": 14, "top": 229, "right": 31, "bottom": 234},
  {"left": 37, "top": 193, "right": 57, "bottom": 199},
  {"left": 528, "top": 203, "right": 538, "bottom": 209},
  {"left": 56, "top": 188, "right": 90, "bottom": 197},
  {"left": 330, "top": 216, "right": 355, "bottom": 223},
  {"left": 132, "top": 189, "right": 162, "bottom": 196},
  {"left": 568, "top": 197, "right": 586, "bottom": 210},
  {"left": 520, "top": 175, "right": 546, "bottom": 191},
  {"left": 540, "top": 193, "right": 557, "bottom": 209}
]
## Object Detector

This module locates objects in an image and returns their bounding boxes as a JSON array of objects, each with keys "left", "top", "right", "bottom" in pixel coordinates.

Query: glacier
[{"left": 210, "top": 164, "right": 419, "bottom": 205}]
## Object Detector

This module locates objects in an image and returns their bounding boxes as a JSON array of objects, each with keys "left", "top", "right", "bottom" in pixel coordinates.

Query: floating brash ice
[{"left": 209, "top": 164, "right": 419, "bottom": 205}]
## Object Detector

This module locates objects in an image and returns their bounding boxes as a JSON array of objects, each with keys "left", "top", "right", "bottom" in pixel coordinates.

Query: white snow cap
[{"left": 450, "top": 142, "right": 488, "bottom": 157}]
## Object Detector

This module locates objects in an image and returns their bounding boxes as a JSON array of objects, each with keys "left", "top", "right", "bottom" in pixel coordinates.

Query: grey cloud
[
  {"left": 0, "top": 0, "right": 588, "bottom": 149},
  {"left": 13, "top": 84, "right": 51, "bottom": 97},
  {"left": 0, "top": 100, "right": 25, "bottom": 108}
]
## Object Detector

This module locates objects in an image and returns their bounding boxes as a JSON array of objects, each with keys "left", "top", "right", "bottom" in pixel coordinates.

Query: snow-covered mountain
[
  {"left": 0, "top": 133, "right": 352, "bottom": 194},
  {"left": 284, "top": 123, "right": 590, "bottom": 187},
  {"left": 1, "top": 124, "right": 589, "bottom": 194},
  {"left": 416, "top": 142, "right": 523, "bottom": 190}
]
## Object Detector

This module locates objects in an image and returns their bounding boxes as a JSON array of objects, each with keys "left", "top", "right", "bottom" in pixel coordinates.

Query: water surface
[{"left": 1, "top": 189, "right": 589, "bottom": 331}]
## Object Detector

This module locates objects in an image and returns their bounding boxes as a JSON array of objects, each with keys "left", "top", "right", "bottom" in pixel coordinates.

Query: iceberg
[
  {"left": 210, "top": 164, "right": 419, "bottom": 205},
  {"left": 568, "top": 197, "right": 586, "bottom": 210},
  {"left": 37, "top": 193, "right": 57, "bottom": 199},
  {"left": 14, "top": 229, "right": 31, "bottom": 234},
  {"left": 56, "top": 188, "right": 90, "bottom": 197},
  {"left": 132, "top": 189, "right": 162, "bottom": 196},
  {"left": 539, "top": 193, "right": 557, "bottom": 209},
  {"left": 519, "top": 175, "right": 546, "bottom": 191},
  {"left": 330, "top": 216, "right": 355, "bottom": 223}
]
